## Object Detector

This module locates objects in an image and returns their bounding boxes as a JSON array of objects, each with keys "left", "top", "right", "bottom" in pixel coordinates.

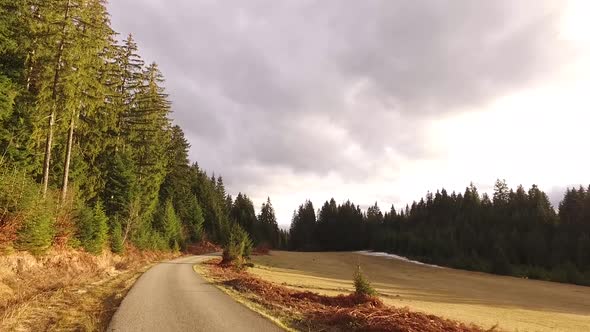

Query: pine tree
[
  {"left": 75, "top": 201, "right": 108, "bottom": 254},
  {"left": 289, "top": 200, "right": 316, "bottom": 250},
  {"left": 365, "top": 202, "right": 383, "bottom": 248},
  {"left": 127, "top": 62, "right": 171, "bottom": 216},
  {"left": 110, "top": 217, "right": 124, "bottom": 254},
  {"left": 257, "top": 197, "right": 280, "bottom": 247},
  {"left": 231, "top": 193, "right": 257, "bottom": 236},
  {"left": 102, "top": 150, "right": 136, "bottom": 218},
  {"left": 493, "top": 179, "right": 510, "bottom": 206}
]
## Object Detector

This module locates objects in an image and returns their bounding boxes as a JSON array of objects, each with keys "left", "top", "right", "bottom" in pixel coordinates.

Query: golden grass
[
  {"left": 251, "top": 251, "right": 590, "bottom": 332},
  {"left": 0, "top": 248, "right": 177, "bottom": 331},
  {"left": 198, "top": 258, "right": 485, "bottom": 332}
]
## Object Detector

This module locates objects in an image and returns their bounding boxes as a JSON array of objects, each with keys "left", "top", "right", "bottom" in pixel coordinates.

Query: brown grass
[
  {"left": 202, "top": 258, "right": 486, "bottom": 332},
  {"left": 250, "top": 251, "right": 590, "bottom": 332},
  {"left": 185, "top": 240, "right": 222, "bottom": 255},
  {"left": 253, "top": 243, "right": 272, "bottom": 256},
  {"left": 0, "top": 246, "right": 177, "bottom": 331}
]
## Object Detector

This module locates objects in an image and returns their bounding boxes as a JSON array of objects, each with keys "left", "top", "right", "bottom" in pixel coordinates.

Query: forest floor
[
  {"left": 250, "top": 251, "right": 590, "bottom": 332},
  {"left": 0, "top": 247, "right": 179, "bottom": 331}
]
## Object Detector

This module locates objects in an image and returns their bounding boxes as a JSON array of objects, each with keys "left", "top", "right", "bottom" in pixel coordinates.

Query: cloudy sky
[{"left": 108, "top": 0, "right": 590, "bottom": 227}]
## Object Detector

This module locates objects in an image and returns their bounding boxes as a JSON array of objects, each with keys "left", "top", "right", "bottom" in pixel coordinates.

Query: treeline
[
  {"left": 0, "top": 1, "right": 279, "bottom": 255},
  {"left": 289, "top": 181, "right": 590, "bottom": 285}
]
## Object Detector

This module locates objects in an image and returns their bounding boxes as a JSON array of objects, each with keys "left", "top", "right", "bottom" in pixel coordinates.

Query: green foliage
[
  {"left": 162, "top": 200, "right": 182, "bottom": 251},
  {"left": 15, "top": 209, "right": 55, "bottom": 255},
  {"left": 353, "top": 265, "right": 376, "bottom": 297},
  {"left": 255, "top": 197, "right": 280, "bottom": 248},
  {"left": 150, "top": 200, "right": 183, "bottom": 251},
  {"left": 0, "top": 0, "right": 247, "bottom": 257},
  {"left": 110, "top": 217, "right": 125, "bottom": 254},
  {"left": 231, "top": 193, "right": 257, "bottom": 234},
  {"left": 0, "top": 169, "right": 56, "bottom": 255},
  {"left": 222, "top": 223, "right": 253, "bottom": 266},
  {"left": 75, "top": 201, "right": 108, "bottom": 255},
  {"left": 289, "top": 200, "right": 317, "bottom": 251},
  {"left": 187, "top": 197, "right": 205, "bottom": 242},
  {"left": 0, "top": 75, "right": 16, "bottom": 120},
  {"left": 103, "top": 152, "right": 136, "bottom": 218}
]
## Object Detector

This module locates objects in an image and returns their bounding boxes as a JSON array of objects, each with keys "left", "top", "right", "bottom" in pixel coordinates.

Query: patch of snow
[{"left": 355, "top": 251, "right": 444, "bottom": 269}]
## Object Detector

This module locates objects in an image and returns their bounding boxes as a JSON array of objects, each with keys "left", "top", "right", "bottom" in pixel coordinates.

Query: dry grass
[
  {"left": 185, "top": 240, "right": 222, "bottom": 255},
  {"left": 250, "top": 251, "right": 590, "bottom": 332},
  {"left": 0, "top": 247, "right": 177, "bottom": 331},
  {"left": 201, "top": 258, "right": 486, "bottom": 332}
]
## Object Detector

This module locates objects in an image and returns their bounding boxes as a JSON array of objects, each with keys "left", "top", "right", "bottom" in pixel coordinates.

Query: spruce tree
[
  {"left": 127, "top": 62, "right": 171, "bottom": 217},
  {"left": 257, "top": 197, "right": 280, "bottom": 247}
]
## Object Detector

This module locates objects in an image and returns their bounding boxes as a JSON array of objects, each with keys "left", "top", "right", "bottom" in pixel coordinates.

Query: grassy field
[{"left": 250, "top": 251, "right": 590, "bottom": 332}]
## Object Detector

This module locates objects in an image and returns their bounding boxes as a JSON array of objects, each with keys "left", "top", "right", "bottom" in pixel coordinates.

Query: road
[{"left": 107, "top": 254, "right": 283, "bottom": 332}]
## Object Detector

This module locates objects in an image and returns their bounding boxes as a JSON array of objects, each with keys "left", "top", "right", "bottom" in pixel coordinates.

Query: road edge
[{"left": 192, "top": 264, "right": 293, "bottom": 332}]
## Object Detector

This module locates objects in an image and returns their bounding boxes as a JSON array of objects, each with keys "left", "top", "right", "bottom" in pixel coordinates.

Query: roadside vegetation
[
  {"left": 201, "top": 256, "right": 485, "bottom": 332},
  {"left": 0, "top": 0, "right": 284, "bottom": 259},
  {"left": 0, "top": 1, "right": 280, "bottom": 330},
  {"left": 0, "top": 247, "right": 176, "bottom": 331}
]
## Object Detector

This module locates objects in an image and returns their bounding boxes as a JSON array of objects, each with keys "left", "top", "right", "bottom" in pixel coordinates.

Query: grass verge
[
  {"left": 198, "top": 258, "right": 488, "bottom": 332},
  {"left": 0, "top": 247, "right": 177, "bottom": 331}
]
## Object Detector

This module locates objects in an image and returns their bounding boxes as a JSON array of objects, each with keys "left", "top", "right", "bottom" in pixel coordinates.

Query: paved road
[{"left": 107, "top": 254, "right": 283, "bottom": 332}]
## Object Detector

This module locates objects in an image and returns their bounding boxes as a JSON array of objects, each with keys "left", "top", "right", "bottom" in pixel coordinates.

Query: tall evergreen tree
[{"left": 256, "top": 197, "right": 280, "bottom": 247}]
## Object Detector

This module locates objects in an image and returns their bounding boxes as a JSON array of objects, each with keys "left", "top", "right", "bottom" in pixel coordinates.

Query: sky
[{"left": 108, "top": 0, "right": 590, "bottom": 227}]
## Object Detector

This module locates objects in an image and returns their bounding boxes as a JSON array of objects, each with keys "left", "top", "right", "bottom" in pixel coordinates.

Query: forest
[
  {"left": 2, "top": 0, "right": 589, "bottom": 288},
  {"left": 0, "top": 0, "right": 282, "bottom": 256},
  {"left": 289, "top": 181, "right": 590, "bottom": 285}
]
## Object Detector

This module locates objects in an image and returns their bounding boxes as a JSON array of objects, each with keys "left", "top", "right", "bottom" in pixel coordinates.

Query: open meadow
[{"left": 251, "top": 251, "right": 590, "bottom": 332}]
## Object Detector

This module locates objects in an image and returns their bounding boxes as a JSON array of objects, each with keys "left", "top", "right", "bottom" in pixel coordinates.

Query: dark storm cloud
[{"left": 108, "top": 0, "right": 571, "bottom": 186}]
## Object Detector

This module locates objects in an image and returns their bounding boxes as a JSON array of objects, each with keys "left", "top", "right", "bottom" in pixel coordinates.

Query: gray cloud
[{"left": 108, "top": 0, "right": 573, "bottom": 204}]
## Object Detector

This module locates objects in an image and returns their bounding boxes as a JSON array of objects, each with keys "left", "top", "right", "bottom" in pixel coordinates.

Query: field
[{"left": 250, "top": 251, "right": 590, "bottom": 332}]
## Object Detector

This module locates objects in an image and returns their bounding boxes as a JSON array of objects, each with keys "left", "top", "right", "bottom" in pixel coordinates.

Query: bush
[
  {"left": 188, "top": 196, "right": 204, "bottom": 243},
  {"left": 222, "top": 223, "right": 253, "bottom": 266},
  {"left": 0, "top": 170, "right": 57, "bottom": 255},
  {"left": 110, "top": 217, "right": 125, "bottom": 254},
  {"left": 353, "top": 265, "right": 377, "bottom": 297},
  {"left": 15, "top": 206, "right": 55, "bottom": 255},
  {"left": 75, "top": 201, "right": 108, "bottom": 254},
  {"left": 162, "top": 200, "right": 182, "bottom": 251}
]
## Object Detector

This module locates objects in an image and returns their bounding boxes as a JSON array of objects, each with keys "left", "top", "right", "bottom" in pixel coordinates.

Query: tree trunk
[
  {"left": 41, "top": 110, "right": 55, "bottom": 198},
  {"left": 61, "top": 113, "right": 75, "bottom": 202},
  {"left": 41, "top": 0, "right": 71, "bottom": 198}
]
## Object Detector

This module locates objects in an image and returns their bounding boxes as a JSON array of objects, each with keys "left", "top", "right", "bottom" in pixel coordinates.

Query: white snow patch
[{"left": 355, "top": 251, "right": 444, "bottom": 269}]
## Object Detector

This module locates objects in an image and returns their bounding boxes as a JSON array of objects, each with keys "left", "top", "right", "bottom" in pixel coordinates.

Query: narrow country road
[{"left": 107, "top": 254, "right": 283, "bottom": 332}]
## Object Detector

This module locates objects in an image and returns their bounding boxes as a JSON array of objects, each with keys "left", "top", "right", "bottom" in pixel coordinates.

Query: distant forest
[
  {"left": 289, "top": 181, "right": 590, "bottom": 286},
  {"left": 0, "top": 1, "right": 282, "bottom": 255}
]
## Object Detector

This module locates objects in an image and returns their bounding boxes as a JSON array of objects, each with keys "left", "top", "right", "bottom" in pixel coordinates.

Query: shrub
[
  {"left": 0, "top": 169, "right": 57, "bottom": 255},
  {"left": 75, "top": 201, "right": 108, "bottom": 254},
  {"left": 110, "top": 217, "right": 125, "bottom": 254},
  {"left": 222, "top": 223, "right": 253, "bottom": 266},
  {"left": 188, "top": 196, "right": 204, "bottom": 243},
  {"left": 151, "top": 200, "right": 183, "bottom": 251},
  {"left": 353, "top": 265, "right": 377, "bottom": 297},
  {"left": 162, "top": 200, "right": 182, "bottom": 251},
  {"left": 15, "top": 206, "right": 55, "bottom": 255}
]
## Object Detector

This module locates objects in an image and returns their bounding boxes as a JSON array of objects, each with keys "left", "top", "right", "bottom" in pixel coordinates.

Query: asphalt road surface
[{"left": 107, "top": 254, "right": 283, "bottom": 332}]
